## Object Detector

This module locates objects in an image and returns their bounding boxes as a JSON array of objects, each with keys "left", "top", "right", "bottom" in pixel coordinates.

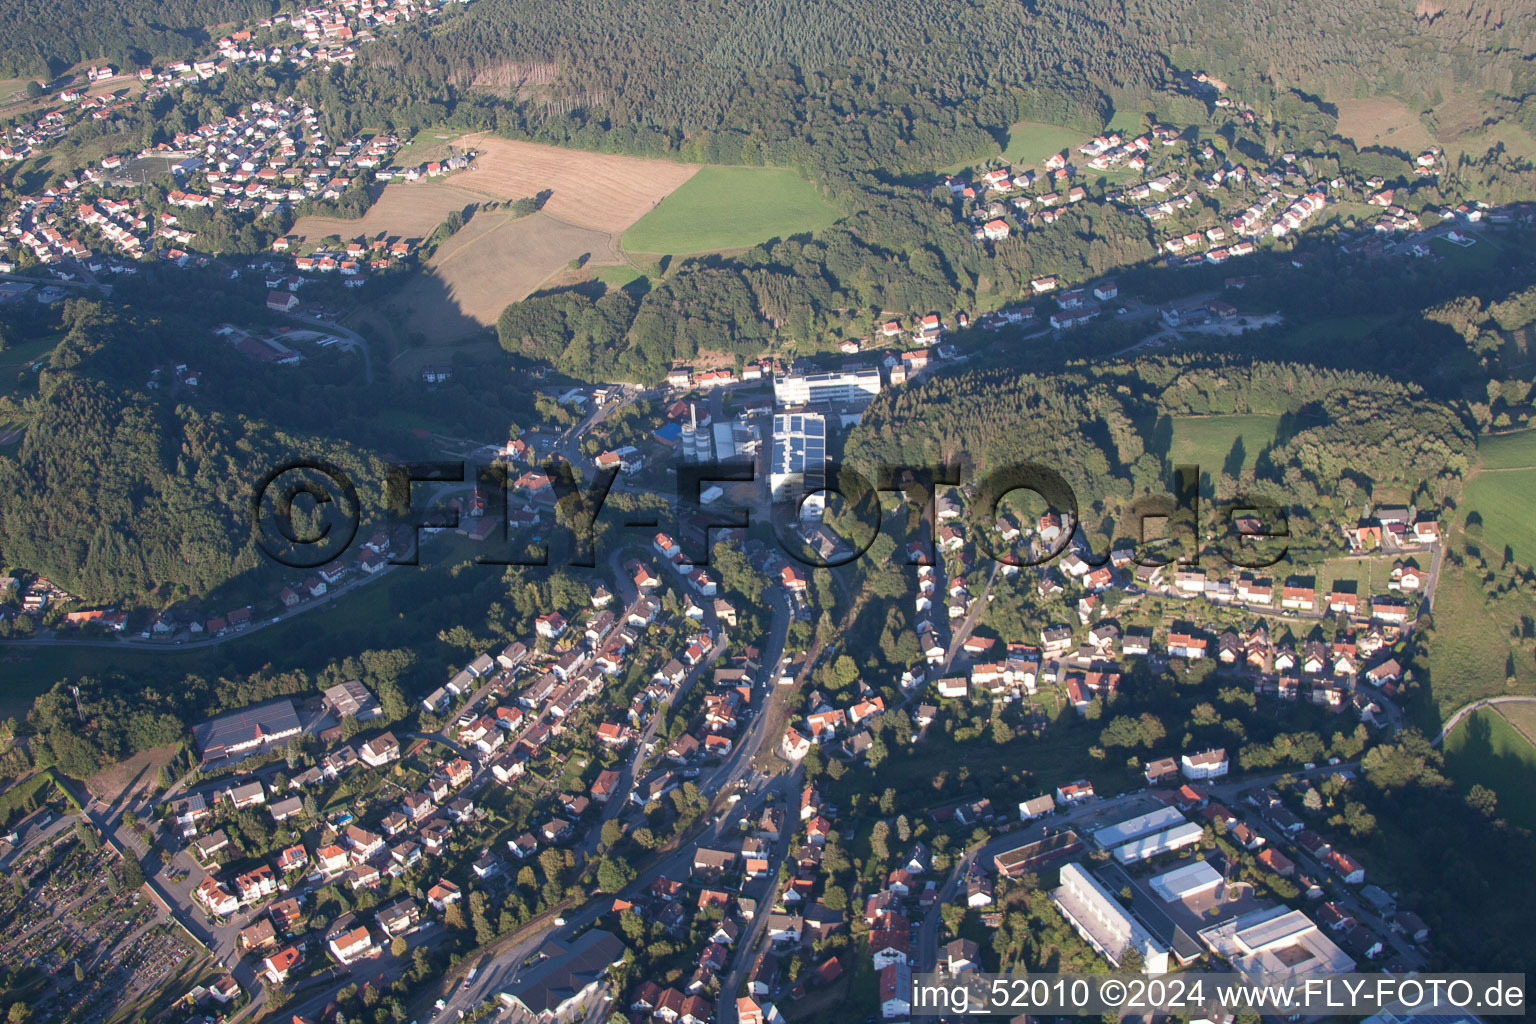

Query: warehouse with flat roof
[
  {"left": 1199, "top": 906, "right": 1355, "bottom": 984},
  {"left": 1111, "top": 821, "right": 1205, "bottom": 864},
  {"left": 193, "top": 699, "right": 301, "bottom": 764},
  {"left": 770, "top": 412, "right": 827, "bottom": 520},
  {"left": 1051, "top": 862, "right": 1169, "bottom": 974},
  {"left": 1149, "top": 859, "right": 1223, "bottom": 903},
  {"left": 1091, "top": 805, "right": 1187, "bottom": 849}
]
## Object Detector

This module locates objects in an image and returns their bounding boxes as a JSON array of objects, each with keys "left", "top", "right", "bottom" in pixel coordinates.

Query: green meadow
[
  {"left": 1166, "top": 414, "right": 1282, "bottom": 474},
  {"left": 1444, "top": 707, "right": 1536, "bottom": 829},
  {"left": 1465, "top": 429, "right": 1536, "bottom": 567},
  {"left": 1001, "top": 121, "right": 1085, "bottom": 167},
  {"left": 621, "top": 166, "right": 839, "bottom": 254}
]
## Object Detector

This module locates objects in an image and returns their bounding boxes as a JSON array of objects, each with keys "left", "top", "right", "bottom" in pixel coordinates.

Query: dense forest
[
  {"left": 0, "top": 301, "right": 392, "bottom": 605},
  {"left": 0, "top": 0, "right": 268, "bottom": 77},
  {"left": 284, "top": 0, "right": 1536, "bottom": 177}
]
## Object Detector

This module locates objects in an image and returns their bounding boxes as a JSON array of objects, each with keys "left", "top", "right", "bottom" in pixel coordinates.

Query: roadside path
[{"left": 1431, "top": 695, "right": 1536, "bottom": 747}]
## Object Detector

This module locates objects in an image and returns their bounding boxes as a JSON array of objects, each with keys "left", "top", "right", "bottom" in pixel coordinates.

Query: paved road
[
  {"left": 0, "top": 270, "right": 108, "bottom": 293},
  {"left": 0, "top": 526, "right": 479, "bottom": 654},
  {"left": 432, "top": 766, "right": 796, "bottom": 1022}
]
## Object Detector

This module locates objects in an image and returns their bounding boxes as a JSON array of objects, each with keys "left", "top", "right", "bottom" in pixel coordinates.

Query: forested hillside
[
  {"left": 496, "top": 198, "right": 1154, "bottom": 382},
  {"left": 0, "top": 0, "right": 263, "bottom": 77},
  {"left": 321, "top": 0, "right": 1536, "bottom": 171},
  {"left": 0, "top": 303, "right": 388, "bottom": 605},
  {"left": 843, "top": 357, "right": 1475, "bottom": 547}
]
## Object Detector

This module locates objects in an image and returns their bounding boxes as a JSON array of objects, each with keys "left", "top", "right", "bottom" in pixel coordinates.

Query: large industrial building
[
  {"left": 1111, "top": 821, "right": 1205, "bottom": 864},
  {"left": 1051, "top": 862, "right": 1170, "bottom": 973},
  {"left": 193, "top": 699, "right": 302, "bottom": 764},
  {"left": 773, "top": 367, "right": 882, "bottom": 407},
  {"left": 1090, "top": 806, "right": 1187, "bottom": 849},
  {"left": 1149, "top": 859, "right": 1224, "bottom": 903},
  {"left": 1198, "top": 906, "right": 1355, "bottom": 984},
  {"left": 770, "top": 412, "right": 828, "bottom": 520}
]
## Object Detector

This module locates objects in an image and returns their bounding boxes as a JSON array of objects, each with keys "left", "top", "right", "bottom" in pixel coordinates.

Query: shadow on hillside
[{"left": 1443, "top": 710, "right": 1536, "bottom": 828}]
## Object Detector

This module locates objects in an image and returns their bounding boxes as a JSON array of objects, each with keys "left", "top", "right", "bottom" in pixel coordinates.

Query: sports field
[
  {"left": 621, "top": 166, "right": 839, "bottom": 254},
  {"left": 1444, "top": 706, "right": 1536, "bottom": 829}
]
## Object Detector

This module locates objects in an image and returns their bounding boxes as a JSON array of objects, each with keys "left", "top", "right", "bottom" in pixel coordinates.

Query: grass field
[
  {"left": 390, "top": 129, "right": 463, "bottom": 168},
  {"left": 1334, "top": 97, "right": 1434, "bottom": 153},
  {"left": 1429, "top": 233, "right": 1509, "bottom": 275},
  {"left": 1106, "top": 107, "right": 1146, "bottom": 136},
  {"left": 1429, "top": 92, "right": 1536, "bottom": 162},
  {"left": 1271, "top": 314, "right": 1389, "bottom": 351},
  {"left": 293, "top": 181, "right": 483, "bottom": 245},
  {"left": 1475, "top": 428, "right": 1536, "bottom": 470},
  {"left": 1463, "top": 468, "right": 1536, "bottom": 565},
  {"left": 1447, "top": 122, "right": 1536, "bottom": 163},
  {"left": 395, "top": 209, "right": 613, "bottom": 339},
  {"left": 1496, "top": 700, "right": 1536, "bottom": 749},
  {"left": 0, "top": 769, "right": 82, "bottom": 828},
  {"left": 296, "top": 135, "right": 707, "bottom": 341},
  {"left": 0, "top": 645, "right": 198, "bottom": 722},
  {"left": 1313, "top": 556, "right": 1380, "bottom": 596},
  {"left": 1464, "top": 429, "right": 1536, "bottom": 567},
  {"left": 1417, "top": 562, "right": 1532, "bottom": 727},
  {"left": 1002, "top": 121, "right": 1086, "bottom": 167},
  {"left": 0, "top": 334, "right": 57, "bottom": 397},
  {"left": 592, "top": 264, "right": 648, "bottom": 291},
  {"left": 1444, "top": 707, "right": 1536, "bottom": 829},
  {"left": 1165, "top": 414, "right": 1282, "bottom": 474},
  {"left": 0, "top": 78, "right": 29, "bottom": 105},
  {"left": 621, "top": 166, "right": 839, "bottom": 254}
]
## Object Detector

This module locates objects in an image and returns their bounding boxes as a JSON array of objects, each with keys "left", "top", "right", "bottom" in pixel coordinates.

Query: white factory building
[
  {"left": 1149, "top": 859, "right": 1224, "bottom": 903},
  {"left": 1051, "top": 862, "right": 1170, "bottom": 974},
  {"left": 770, "top": 412, "right": 828, "bottom": 520},
  {"left": 773, "top": 367, "right": 882, "bottom": 407},
  {"left": 1090, "top": 806, "right": 1187, "bottom": 849},
  {"left": 1111, "top": 821, "right": 1205, "bottom": 864},
  {"left": 1198, "top": 907, "right": 1355, "bottom": 984}
]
